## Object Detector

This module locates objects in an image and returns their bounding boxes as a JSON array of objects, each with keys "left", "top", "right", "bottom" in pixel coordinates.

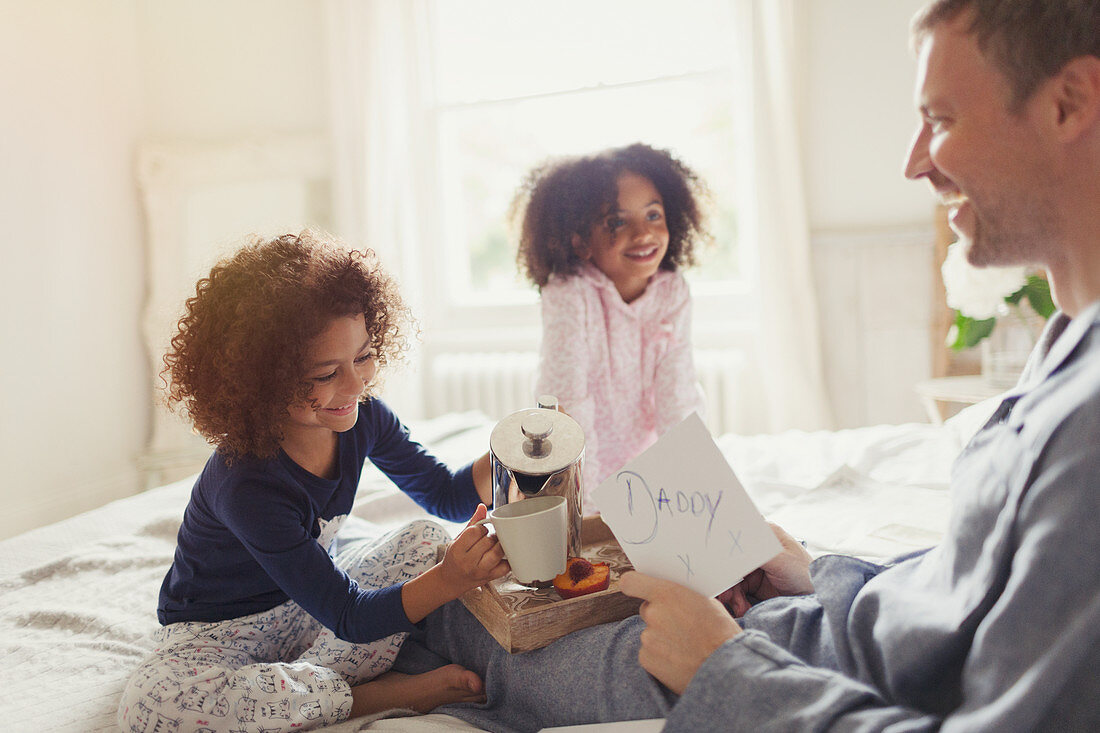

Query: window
[{"left": 425, "top": 0, "right": 745, "bottom": 323}]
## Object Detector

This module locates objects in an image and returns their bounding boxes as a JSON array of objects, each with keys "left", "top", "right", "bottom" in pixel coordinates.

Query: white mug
[{"left": 477, "top": 495, "right": 568, "bottom": 585}]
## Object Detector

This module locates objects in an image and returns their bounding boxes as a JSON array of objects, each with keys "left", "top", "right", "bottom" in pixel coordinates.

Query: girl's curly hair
[
  {"left": 161, "top": 229, "right": 411, "bottom": 460},
  {"left": 512, "top": 142, "right": 711, "bottom": 289}
]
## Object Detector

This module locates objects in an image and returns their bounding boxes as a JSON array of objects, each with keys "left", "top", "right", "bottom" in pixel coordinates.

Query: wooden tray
[{"left": 449, "top": 515, "right": 640, "bottom": 653}]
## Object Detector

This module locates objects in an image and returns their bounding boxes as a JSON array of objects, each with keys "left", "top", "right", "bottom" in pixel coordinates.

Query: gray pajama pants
[
  {"left": 118, "top": 519, "right": 448, "bottom": 733},
  {"left": 402, "top": 601, "right": 676, "bottom": 732}
]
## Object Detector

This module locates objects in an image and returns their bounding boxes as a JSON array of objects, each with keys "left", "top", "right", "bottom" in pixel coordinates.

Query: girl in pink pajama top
[{"left": 512, "top": 143, "right": 711, "bottom": 512}]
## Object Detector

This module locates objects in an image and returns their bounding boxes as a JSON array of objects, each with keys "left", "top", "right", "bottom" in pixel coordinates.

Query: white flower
[{"left": 941, "top": 242, "right": 1027, "bottom": 320}]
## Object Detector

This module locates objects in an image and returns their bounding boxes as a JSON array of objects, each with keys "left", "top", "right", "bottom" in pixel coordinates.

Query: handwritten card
[{"left": 590, "top": 412, "right": 781, "bottom": 598}]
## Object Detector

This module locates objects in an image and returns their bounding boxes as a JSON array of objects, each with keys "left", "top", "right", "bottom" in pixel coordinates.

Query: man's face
[{"left": 903, "top": 12, "right": 1058, "bottom": 268}]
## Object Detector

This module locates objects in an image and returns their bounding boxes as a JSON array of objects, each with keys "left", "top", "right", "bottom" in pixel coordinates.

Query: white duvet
[{"left": 0, "top": 402, "right": 996, "bottom": 732}]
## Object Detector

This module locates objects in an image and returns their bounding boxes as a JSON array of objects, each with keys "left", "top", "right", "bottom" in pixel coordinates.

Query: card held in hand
[{"left": 591, "top": 412, "right": 782, "bottom": 598}]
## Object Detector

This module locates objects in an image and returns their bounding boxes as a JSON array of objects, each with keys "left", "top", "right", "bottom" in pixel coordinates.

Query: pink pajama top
[{"left": 535, "top": 263, "right": 706, "bottom": 512}]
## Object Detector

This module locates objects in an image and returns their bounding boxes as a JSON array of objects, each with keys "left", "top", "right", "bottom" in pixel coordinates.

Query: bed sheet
[{"left": 0, "top": 403, "right": 994, "bottom": 732}]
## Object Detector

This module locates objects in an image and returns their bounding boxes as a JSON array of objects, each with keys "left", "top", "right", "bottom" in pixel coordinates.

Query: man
[{"left": 408, "top": 1, "right": 1100, "bottom": 730}]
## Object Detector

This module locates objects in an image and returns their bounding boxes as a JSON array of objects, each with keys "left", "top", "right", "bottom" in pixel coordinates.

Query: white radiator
[
  {"left": 427, "top": 349, "right": 745, "bottom": 435},
  {"left": 427, "top": 351, "right": 540, "bottom": 420},
  {"left": 694, "top": 348, "right": 746, "bottom": 436}
]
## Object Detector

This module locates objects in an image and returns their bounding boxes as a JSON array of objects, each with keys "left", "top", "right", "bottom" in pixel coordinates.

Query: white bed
[{"left": 0, "top": 402, "right": 996, "bottom": 732}]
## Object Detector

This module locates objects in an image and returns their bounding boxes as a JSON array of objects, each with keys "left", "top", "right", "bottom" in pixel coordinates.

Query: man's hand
[
  {"left": 620, "top": 571, "right": 741, "bottom": 696},
  {"left": 720, "top": 522, "right": 814, "bottom": 617}
]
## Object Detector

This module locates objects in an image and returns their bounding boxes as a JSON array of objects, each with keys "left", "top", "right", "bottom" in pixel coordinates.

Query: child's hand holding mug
[{"left": 438, "top": 504, "right": 510, "bottom": 595}]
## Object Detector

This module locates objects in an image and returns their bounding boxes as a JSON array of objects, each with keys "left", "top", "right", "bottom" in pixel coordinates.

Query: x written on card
[{"left": 591, "top": 412, "right": 781, "bottom": 598}]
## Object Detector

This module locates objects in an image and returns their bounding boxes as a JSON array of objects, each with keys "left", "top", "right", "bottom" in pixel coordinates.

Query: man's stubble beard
[{"left": 963, "top": 192, "right": 1057, "bottom": 270}]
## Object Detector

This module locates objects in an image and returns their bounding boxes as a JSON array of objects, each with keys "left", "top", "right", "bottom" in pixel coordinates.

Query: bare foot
[{"left": 350, "top": 664, "right": 485, "bottom": 718}]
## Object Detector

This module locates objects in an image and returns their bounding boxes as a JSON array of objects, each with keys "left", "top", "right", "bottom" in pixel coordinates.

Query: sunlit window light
[{"left": 427, "top": 0, "right": 743, "bottom": 306}]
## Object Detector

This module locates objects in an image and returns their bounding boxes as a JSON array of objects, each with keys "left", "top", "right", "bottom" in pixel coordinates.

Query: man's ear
[
  {"left": 1050, "top": 55, "right": 1100, "bottom": 142},
  {"left": 571, "top": 232, "right": 590, "bottom": 260}
]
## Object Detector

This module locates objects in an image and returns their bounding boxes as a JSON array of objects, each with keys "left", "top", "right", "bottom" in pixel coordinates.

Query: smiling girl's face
[
  {"left": 575, "top": 171, "right": 669, "bottom": 304},
  {"left": 283, "top": 314, "right": 377, "bottom": 442}
]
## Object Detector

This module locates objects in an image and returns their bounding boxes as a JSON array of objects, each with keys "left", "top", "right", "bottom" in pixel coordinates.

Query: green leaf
[
  {"left": 947, "top": 311, "right": 996, "bottom": 351},
  {"left": 1022, "top": 275, "right": 1055, "bottom": 318},
  {"left": 1004, "top": 275, "right": 1054, "bottom": 318}
]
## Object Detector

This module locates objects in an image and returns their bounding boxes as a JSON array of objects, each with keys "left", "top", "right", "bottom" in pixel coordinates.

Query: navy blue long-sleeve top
[{"left": 158, "top": 398, "right": 480, "bottom": 643}]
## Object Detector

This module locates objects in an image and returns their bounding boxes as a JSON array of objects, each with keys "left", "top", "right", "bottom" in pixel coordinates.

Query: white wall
[
  {"left": 0, "top": 0, "right": 146, "bottom": 539},
  {"left": 800, "top": 0, "right": 941, "bottom": 427},
  {"left": 137, "top": 1, "right": 327, "bottom": 141},
  {"left": 0, "top": 0, "right": 940, "bottom": 539},
  {"left": 803, "top": 0, "right": 931, "bottom": 229},
  {"left": 0, "top": 0, "right": 328, "bottom": 540}
]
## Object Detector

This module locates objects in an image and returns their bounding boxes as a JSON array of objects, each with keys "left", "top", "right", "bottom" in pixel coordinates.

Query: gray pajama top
[{"left": 672, "top": 303, "right": 1100, "bottom": 731}]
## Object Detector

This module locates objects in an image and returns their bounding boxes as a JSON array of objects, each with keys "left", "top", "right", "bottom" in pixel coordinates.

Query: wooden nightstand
[{"left": 914, "top": 375, "right": 1006, "bottom": 425}]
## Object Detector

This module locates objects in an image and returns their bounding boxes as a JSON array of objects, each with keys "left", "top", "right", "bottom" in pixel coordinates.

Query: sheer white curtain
[
  {"left": 326, "top": 0, "right": 433, "bottom": 415},
  {"left": 326, "top": 0, "right": 434, "bottom": 299},
  {"left": 731, "top": 0, "right": 835, "bottom": 431}
]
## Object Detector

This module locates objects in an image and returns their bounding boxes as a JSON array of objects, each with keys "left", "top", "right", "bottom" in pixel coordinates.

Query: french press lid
[{"left": 489, "top": 406, "right": 584, "bottom": 476}]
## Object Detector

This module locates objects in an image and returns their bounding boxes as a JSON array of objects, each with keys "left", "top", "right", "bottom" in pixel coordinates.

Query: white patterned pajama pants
[{"left": 117, "top": 519, "right": 449, "bottom": 733}]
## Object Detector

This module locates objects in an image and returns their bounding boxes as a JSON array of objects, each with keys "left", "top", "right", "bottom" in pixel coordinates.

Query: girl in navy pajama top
[{"left": 118, "top": 231, "right": 509, "bottom": 732}]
